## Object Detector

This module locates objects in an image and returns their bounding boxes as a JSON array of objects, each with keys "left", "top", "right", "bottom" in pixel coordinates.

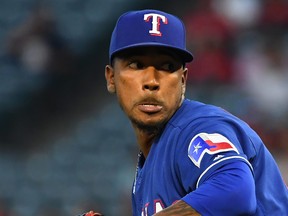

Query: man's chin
[{"left": 131, "top": 118, "right": 166, "bottom": 134}]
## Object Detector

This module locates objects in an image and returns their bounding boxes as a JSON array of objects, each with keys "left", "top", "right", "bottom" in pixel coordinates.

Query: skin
[{"left": 105, "top": 47, "right": 201, "bottom": 216}]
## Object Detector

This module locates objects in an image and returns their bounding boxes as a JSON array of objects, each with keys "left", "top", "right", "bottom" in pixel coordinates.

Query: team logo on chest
[
  {"left": 188, "top": 133, "right": 239, "bottom": 168},
  {"left": 143, "top": 13, "right": 168, "bottom": 36}
]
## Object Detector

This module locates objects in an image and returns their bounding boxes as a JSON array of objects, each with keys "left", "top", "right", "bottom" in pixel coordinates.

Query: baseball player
[{"left": 81, "top": 9, "right": 288, "bottom": 216}]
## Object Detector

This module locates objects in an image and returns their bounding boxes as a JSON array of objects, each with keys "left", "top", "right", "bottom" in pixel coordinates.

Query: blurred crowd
[{"left": 0, "top": 0, "right": 287, "bottom": 215}]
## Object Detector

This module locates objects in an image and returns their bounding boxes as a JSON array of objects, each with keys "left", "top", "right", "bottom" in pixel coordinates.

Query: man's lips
[{"left": 138, "top": 103, "right": 163, "bottom": 113}]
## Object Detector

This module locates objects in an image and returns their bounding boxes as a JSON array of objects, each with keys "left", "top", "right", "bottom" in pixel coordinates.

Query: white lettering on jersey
[
  {"left": 141, "top": 199, "right": 179, "bottom": 215},
  {"left": 155, "top": 200, "right": 165, "bottom": 213},
  {"left": 142, "top": 203, "right": 149, "bottom": 216},
  {"left": 143, "top": 13, "right": 168, "bottom": 36}
]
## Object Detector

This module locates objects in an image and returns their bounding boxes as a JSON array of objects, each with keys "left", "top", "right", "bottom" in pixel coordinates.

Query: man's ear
[
  {"left": 105, "top": 65, "right": 116, "bottom": 93},
  {"left": 181, "top": 68, "right": 188, "bottom": 96}
]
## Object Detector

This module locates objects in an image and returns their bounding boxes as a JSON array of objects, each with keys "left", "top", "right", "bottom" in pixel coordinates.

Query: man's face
[{"left": 105, "top": 47, "right": 188, "bottom": 132}]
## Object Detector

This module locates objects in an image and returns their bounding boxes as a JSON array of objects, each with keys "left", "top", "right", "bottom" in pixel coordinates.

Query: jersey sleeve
[
  {"left": 181, "top": 160, "right": 257, "bottom": 215},
  {"left": 176, "top": 117, "right": 256, "bottom": 188},
  {"left": 174, "top": 117, "right": 257, "bottom": 214}
]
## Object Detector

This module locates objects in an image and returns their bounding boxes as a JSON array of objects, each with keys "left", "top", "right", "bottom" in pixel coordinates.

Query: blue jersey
[{"left": 132, "top": 99, "right": 288, "bottom": 216}]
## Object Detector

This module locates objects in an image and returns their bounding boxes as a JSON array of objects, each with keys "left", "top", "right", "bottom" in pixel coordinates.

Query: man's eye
[
  {"left": 128, "top": 61, "right": 144, "bottom": 69},
  {"left": 161, "top": 63, "right": 175, "bottom": 72}
]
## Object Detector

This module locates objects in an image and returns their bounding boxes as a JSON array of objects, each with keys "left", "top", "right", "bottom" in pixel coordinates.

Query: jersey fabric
[{"left": 131, "top": 99, "right": 288, "bottom": 216}]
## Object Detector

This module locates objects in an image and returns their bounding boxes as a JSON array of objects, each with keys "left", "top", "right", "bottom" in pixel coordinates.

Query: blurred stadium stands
[{"left": 0, "top": 0, "right": 287, "bottom": 215}]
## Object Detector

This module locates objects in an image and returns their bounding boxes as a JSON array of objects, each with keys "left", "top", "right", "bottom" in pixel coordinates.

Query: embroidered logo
[
  {"left": 143, "top": 13, "right": 168, "bottom": 36},
  {"left": 188, "top": 133, "right": 239, "bottom": 168}
]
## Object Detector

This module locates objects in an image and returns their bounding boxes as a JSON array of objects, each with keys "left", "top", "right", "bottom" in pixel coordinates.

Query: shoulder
[
  {"left": 166, "top": 99, "right": 262, "bottom": 165},
  {"left": 170, "top": 99, "right": 238, "bottom": 128},
  {"left": 169, "top": 99, "right": 250, "bottom": 144},
  {"left": 169, "top": 99, "right": 258, "bottom": 173},
  {"left": 171, "top": 99, "right": 260, "bottom": 148}
]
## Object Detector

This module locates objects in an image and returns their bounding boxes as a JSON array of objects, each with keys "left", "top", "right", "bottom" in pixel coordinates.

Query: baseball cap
[{"left": 109, "top": 9, "right": 193, "bottom": 63}]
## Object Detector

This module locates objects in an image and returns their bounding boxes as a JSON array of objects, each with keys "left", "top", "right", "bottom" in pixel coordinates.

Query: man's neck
[{"left": 133, "top": 127, "right": 160, "bottom": 158}]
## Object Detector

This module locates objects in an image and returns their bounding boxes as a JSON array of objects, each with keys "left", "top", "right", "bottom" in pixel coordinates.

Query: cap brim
[{"left": 111, "top": 42, "right": 193, "bottom": 63}]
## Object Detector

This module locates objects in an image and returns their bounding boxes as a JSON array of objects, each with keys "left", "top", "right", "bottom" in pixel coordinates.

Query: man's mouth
[{"left": 138, "top": 103, "right": 163, "bottom": 113}]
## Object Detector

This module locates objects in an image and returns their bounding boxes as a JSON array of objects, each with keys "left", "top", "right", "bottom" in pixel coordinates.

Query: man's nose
[{"left": 142, "top": 67, "right": 160, "bottom": 91}]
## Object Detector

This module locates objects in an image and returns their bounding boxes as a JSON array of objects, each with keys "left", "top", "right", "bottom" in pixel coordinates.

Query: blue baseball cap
[{"left": 109, "top": 9, "right": 193, "bottom": 63}]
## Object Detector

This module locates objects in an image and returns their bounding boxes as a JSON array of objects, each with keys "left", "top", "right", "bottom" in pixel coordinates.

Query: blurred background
[{"left": 0, "top": 0, "right": 287, "bottom": 215}]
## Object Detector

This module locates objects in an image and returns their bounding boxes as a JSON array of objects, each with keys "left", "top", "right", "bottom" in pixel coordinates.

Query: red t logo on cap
[{"left": 144, "top": 13, "right": 168, "bottom": 36}]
